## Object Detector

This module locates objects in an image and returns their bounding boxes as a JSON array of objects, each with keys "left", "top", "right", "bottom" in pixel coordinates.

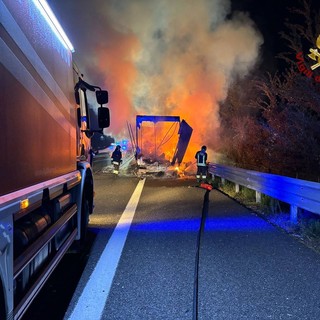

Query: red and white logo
[{"left": 296, "top": 35, "right": 320, "bottom": 82}]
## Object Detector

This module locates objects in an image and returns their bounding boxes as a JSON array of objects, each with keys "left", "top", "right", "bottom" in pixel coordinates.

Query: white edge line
[{"left": 66, "top": 178, "right": 146, "bottom": 320}]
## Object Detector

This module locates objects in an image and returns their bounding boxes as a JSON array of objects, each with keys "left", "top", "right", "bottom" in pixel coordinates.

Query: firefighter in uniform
[
  {"left": 195, "top": 145, "right": 208, "bottom": 182},
  {"left": 111, "top": 145, "right": 122, "bottom": 175}
]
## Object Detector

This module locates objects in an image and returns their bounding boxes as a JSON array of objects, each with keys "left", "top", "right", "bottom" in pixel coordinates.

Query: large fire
[
  {"left": 136, "top": 121, "right": 179, "bottom": 162},
  {"left": 60, "top": 0, "right": 263, "bottom": 163}
]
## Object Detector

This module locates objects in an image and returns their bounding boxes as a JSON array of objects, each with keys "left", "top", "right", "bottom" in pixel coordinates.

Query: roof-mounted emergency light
[{"left": 32, "top": 0, "right": 75, "bottom": 52}]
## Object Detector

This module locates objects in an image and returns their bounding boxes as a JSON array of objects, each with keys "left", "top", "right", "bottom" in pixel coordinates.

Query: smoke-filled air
[{"left": 53, "top": 0, "right": 263, "bottom": 162}]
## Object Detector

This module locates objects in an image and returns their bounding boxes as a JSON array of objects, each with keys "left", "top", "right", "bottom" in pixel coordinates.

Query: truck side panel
[{"left": 0, "top": 0, "right": 76, "bottom": 196}]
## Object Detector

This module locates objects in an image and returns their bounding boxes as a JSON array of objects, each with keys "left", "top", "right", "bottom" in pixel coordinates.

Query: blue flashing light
[{"left": 32, "top": 0, "right": 75, "bottom": 52}]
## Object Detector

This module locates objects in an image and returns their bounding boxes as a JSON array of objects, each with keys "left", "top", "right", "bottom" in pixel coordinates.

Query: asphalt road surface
[{"left": 23, "top": 173, "right": 320, "bottom": 320}]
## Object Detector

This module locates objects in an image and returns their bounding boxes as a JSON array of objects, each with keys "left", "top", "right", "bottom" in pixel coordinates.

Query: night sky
[
  {"left": 231, "top": 0, "right": 319, "bottom": 71},
  {"left": 48, "top": 0, "right": 319, "bottom": 74}
]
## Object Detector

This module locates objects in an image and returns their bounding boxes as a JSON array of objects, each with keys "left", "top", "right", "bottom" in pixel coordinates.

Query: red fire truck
[{"left": 0, "top": 0, "right": 109, "bottom": 318}]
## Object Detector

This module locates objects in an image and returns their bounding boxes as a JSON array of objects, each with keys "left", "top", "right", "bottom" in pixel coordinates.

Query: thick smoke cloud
[{"left": 50, "top": 0, "right": 263, "bottom": 160}]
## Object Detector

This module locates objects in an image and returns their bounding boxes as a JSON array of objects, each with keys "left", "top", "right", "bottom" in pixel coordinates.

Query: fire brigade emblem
[
  {"left": 296, "top": 34, "right": 320, "bottom": 82},
  {"left": 308, "top": 35, "right": 320, "bottom": 70}
]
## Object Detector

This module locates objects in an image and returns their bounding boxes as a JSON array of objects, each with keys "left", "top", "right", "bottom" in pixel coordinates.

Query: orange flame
[{"left": 74, "top": 0, "right": 263, "bottom": 164}]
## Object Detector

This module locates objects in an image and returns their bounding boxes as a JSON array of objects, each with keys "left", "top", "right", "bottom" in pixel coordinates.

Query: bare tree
[
  {"left": 219, "top": 0, "right": 320, "bottom": 180},
  {"left": 278, "top": 0, "right": 320, "bottom": 68}
]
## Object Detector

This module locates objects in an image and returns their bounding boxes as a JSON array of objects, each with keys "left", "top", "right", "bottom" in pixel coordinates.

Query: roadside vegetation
[{"left": 218, "top": 0, "right": 320, "bottom": 182}]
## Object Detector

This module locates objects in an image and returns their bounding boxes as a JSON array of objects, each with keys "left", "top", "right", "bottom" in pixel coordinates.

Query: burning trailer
[{"left": 128, "top": 115, "right": 193, "bottom": 175}]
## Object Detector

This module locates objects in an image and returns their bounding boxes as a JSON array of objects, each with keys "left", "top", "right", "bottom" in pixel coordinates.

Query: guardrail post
[
  {"left": 290, "top": 205, "right": 298, "bottom": 224},
  {"left": 235, "top": 184, "right": 239, "bottom": 193},
  {"left": 221, "top": 178, "right": 225, "bottom": 185},
  {"left": 256, "top": 191, "right": 261, "bottom": 203}
]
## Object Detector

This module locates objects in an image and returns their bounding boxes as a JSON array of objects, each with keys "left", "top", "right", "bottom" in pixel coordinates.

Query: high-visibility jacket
[{"left": 195, "top": 150, "right": 207, "bottom": 166}]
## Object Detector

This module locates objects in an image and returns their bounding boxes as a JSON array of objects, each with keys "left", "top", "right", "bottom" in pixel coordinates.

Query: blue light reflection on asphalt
[
  {"left": 129, "top": 216, "right": 273, "bottom": 233},
  {"left": 205, "top": 216, "right": 273, "bottom": 232},
  {"left": 130, "top": 218, "right": 200, "bottom": 232}
]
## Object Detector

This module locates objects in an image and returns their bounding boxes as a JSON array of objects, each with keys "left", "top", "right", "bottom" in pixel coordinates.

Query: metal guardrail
[{"left": 208, "top": 163, "right": 320, "bottom": 223}]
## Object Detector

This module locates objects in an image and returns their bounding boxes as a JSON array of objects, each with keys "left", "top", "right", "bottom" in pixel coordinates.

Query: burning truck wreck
[{"left": 129, "top": 115, "right": 193, "bottom": 176}]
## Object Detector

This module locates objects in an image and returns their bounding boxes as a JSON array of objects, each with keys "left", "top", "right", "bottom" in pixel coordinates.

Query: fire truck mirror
[
  {"left": 96, "top": 90, "right": 108, "bottom": 105},
  {"left": 98, "top": 107, "right": 110, "bottom": 128}
]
